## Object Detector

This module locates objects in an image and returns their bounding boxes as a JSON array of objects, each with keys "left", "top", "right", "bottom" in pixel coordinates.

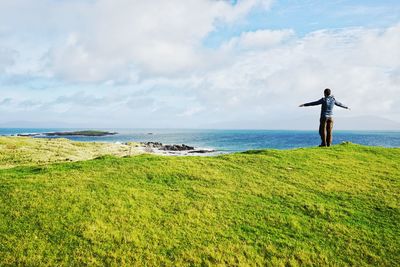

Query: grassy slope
[
  {"left": 0, "top": 142, "right": 399, "bottom": 266},
  {"left": 0, "top": 137, "right": 142, "bottom": 169}
]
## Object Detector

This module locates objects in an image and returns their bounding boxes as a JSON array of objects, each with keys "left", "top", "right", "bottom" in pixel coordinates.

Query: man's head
[{"left": 324, "top": 88, "right": 331, "bottom": 97}]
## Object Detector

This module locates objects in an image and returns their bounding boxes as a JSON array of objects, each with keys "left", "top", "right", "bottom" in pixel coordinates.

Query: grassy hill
[
  {"left": 0, "top": 139, "right": 399, "bottom": 266},
  {"left": 0, "top": 136, "right": 142, "bottom": 169}
]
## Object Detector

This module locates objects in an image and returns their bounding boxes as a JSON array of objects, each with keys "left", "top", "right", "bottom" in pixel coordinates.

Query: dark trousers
[{"left": 319, "top": 117, "right": 334, "bottom": 146}]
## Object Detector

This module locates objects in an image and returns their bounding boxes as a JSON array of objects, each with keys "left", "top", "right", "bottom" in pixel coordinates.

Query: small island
[{"left": 44, "top": 130, "right": 117, "bottom": 137}]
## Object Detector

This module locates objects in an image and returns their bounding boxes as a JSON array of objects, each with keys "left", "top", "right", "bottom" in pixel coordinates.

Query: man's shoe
[{"left": 318, "top": 144, "right": 327, "bottom": 147}]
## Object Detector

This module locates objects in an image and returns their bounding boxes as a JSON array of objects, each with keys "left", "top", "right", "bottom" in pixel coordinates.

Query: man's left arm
[{"left": 334, "top": 99, "right": 349, "bottom": 109}]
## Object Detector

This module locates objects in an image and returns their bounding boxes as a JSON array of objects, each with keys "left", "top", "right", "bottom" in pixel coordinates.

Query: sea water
[{"left": 1, "top": 128, "right": 399, "bottom": 152}]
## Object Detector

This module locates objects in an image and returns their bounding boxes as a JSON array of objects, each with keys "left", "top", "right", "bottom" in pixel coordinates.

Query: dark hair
[{"left": 324, "top": 88, "right": 331, "bottom": 96}]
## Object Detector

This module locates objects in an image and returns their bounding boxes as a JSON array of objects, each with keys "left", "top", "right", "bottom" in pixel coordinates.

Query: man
[{"left": 299, "top": 88, "right": 350, "bottom": 147}]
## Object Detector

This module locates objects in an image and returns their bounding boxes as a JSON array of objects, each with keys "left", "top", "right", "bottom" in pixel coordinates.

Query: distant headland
[{"left": 44, "top": 130, "right": 117, "bottom": 137}]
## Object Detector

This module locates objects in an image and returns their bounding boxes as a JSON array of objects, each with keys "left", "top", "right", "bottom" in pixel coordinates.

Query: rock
[
  {"left": 17, "top": 133, "right": 40, "bottom": 137},
  {"left": 188, "top": 149, "right": 215, "bottom": 154},
  {"left": 141, "top": 142, "right": 163, "bottom": 148},
  {"left": 141, "top": 142, "right": 200, "bottom": 152},
  {"left": 160, "top": 144, "right": 194, "bottom": 151}
]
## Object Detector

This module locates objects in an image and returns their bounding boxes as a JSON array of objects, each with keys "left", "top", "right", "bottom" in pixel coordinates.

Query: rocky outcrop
[
  {"left": 161, "top": 144, "right": 195, "bottom": 151},
  {"left": 141, "top": 142, "right": 195, "bottom": 151},
  {"left": 17, "top": 133, "right": 41, "bottom": 137},
  {"left": 141, "top": 142, "right": 220, "bottom": 153},
  {"left": 188, "top": 149, "right": 215, "bottom": 154},
  {"left": 142, "top": 142, "right": 163, "bottom": 148}
]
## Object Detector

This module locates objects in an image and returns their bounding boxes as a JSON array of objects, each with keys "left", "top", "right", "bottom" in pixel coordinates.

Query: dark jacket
[{"left": 304, "top": 95, "right": 348, "bottom": 118}]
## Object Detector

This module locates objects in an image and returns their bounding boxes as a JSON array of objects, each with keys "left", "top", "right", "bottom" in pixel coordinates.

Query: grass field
[
  {"left": 0, "top": 137, "right": 142, "bottom": 169},
  {"left": 0, "top": 138, "right": 399, "bottom": 266}
]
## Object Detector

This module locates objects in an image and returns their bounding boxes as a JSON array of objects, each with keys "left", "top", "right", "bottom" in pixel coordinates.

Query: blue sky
[
  {"left": 0, "top": 0, "right": 399, "bottom": 129},
  {"left": 205, "top": 0, "right": 400, "bottom": 46}
]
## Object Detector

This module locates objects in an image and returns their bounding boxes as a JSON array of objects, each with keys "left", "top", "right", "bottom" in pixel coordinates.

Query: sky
[{"left": 0, "top": 0, "right": 400, "bottom": 129}]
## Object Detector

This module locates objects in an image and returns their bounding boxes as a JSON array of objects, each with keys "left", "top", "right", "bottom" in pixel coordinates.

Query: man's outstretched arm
[
  {"left": 299, "top": 98, "right": 323, "bottom": 107},
  {"left": 334, "top": 100, "right": 350, "bottom": 109}
]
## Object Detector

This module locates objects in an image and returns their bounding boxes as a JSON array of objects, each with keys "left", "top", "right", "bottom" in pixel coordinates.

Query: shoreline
[
  {"left": 6, "top": 130, "right": 220, "bottom": 156},
  {"left": 0, "top": 136, "right": 222, "bottom": 170}
]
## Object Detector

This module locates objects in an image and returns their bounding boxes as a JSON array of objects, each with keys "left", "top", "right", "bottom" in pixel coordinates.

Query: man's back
[{"left": 321, "top": 96, "right": 335, "bottom": 117}]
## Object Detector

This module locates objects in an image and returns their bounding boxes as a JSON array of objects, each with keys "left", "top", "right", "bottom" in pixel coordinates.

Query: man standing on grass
[{"left": 299, "top": 88, "right": 350, "bottom": 147}]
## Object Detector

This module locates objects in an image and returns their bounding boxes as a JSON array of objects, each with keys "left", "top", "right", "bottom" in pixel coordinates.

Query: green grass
[
  {"left": 0, "top": 137, "right": 142, "bottom": 169},
  {"left": 0, "top": 141, "right": 399, "bottom": 266}
]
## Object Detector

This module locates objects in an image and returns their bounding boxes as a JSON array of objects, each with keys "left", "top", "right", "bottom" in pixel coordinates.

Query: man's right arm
[{"left": 300, "top": 98, "right": 323, "bottom": 107}]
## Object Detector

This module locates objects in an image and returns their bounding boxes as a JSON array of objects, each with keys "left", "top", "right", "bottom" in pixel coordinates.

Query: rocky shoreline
[{"left": 12, "top": 131, "right": 218, "bottom": 156}]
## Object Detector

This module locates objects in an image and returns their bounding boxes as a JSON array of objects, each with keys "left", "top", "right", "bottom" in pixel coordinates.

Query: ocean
[{"left": 1, "top": 128, "right": 399, "bottom": 153}]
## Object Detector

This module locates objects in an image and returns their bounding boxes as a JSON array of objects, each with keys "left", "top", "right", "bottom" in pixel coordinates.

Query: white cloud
[
  {"left": 0, "top": 0, "right": 273, "bottom": 82},
  {"left": 223, "top": 29, "right": 294, "bottom": 50},
  {"left": 45, "top": 0, "right": 273, "bottom": 81},
  {"left": 179, "top": 106, "right": 205, "bottom": 117},
  {"left": 0, "top": 47, "right": 17, "bottom": 72}
]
